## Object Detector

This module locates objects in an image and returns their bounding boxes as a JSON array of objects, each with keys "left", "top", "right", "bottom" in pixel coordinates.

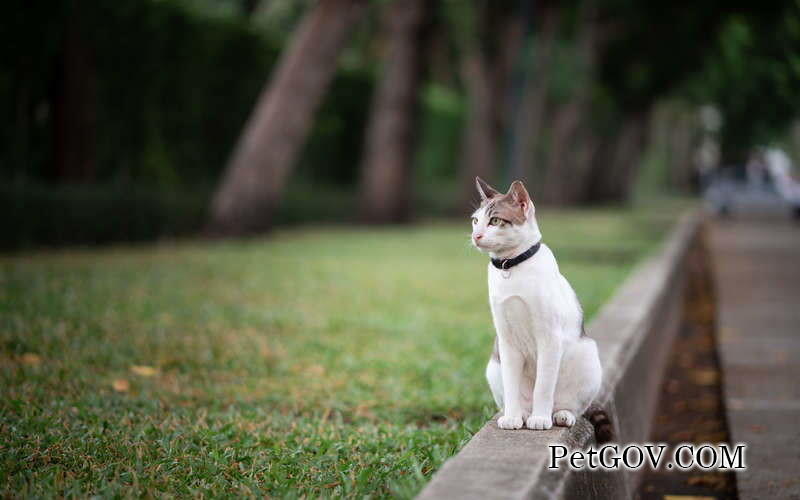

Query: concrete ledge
[{"left": 417, "top": 211, "right": 702, "bottom": 500}]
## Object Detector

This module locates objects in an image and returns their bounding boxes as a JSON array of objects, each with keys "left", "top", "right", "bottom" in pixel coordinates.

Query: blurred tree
[
  {"left": 792, "top": 121, "right": 800, "bottom": 162},
  {"left": 5, "top": 0, "right": 800, "bottom": 250},
  {"left": 534, "top": 0, "right": 776, "bottom": 203},
  {"left": 507, "top": 3, "right": 559, "bottom": 186},
  {"left": 457, "top": 44, "right": 496, "bottom": 207},
  {"left": 455, "top": 0, "right": 521, "bottom": 209},
  {"left": 540, "top": 2, "right": 598, "bottom": 204},
  {"left": 635, "top": 101, "right": 699, "bottom": 194},
  {"left": 577, "top": 0, "right": 728, "bottom": 202},
  {"left": 54, "top": 0, "right": 96, "bottom": 182},
  {"left": 0, "top": 0, "right": 281, "bottom": 187},
  {"left": 584, "top": 110, "right": 650, "bottom": 202},
  {"left": 240, "top": 0, "right": 261, "bottom": 18},
  {"left": 692, "top": 7, "right": 800, "bottom": 163},
  {"left": 209, "top": 0, "right": 367, "bottom": 236},
  {"left": 360, "top": 0, "right": 431, "bottom": 223},
  {"left": 663, "top": 105, "right": 696, "bottom": 190}
]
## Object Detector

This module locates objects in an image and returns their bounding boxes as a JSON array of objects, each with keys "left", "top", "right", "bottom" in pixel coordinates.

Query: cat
[{"left": 471, "top": 177, "right": 611, "bottom": 441}]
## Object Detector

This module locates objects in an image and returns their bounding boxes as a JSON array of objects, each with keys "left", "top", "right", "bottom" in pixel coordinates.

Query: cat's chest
[
  {"left": 487, "top": 263, "right": 556, "bottom": 333},
  {"left": 494, "top": 294, "right": 537, "bottom": 353},
  {"left": 488, "top": 266, "right": 544, "bottom": 303}
]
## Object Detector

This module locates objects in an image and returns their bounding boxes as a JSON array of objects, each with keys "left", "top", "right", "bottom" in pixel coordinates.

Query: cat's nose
[{"left": 473, "top": 234, "right": 483, "bottom": 242}]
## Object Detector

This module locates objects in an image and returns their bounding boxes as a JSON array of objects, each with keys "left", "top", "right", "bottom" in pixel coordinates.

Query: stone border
[{"left": 417, "top": 211, "right": 702, "bottom": 500}]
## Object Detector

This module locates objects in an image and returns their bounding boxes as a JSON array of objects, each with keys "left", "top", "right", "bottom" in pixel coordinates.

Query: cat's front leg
[
  {"left": 527, "top": 335, "right": 563, "bottom": 430},
  {"left": 496, "top": 337, "right": 525, "bottom": 430}
]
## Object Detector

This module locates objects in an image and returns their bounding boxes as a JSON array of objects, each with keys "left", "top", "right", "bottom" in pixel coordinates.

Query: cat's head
[{"left": 470, "top": 177, "right": 539, "bottom": 256}]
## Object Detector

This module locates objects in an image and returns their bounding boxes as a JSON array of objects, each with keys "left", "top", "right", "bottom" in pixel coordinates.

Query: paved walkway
[{"left": 708, "top": 217, "right": 800, "bottom": 499}]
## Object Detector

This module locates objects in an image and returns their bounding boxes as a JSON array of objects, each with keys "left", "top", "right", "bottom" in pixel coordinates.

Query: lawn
[{"left": 1, "top": 208, "right": 677, "bottom": 498}]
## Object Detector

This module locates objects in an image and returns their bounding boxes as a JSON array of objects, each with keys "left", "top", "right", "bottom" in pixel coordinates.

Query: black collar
[{"left": 491, "top": 242, "right": 541, "bottom": 270}]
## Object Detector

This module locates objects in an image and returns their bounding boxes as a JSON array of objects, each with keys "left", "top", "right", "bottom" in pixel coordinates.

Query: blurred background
[
  {"left": 2, "top": 0, "right": 800, "bottom": 248},
  {"left": 4, "top": 2, "right": 800, "bottom": 496}
]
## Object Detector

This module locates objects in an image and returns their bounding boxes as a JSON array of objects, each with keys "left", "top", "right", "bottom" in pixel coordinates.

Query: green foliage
[
  {"left": 0, "top": 209, "right": 676, "bottom": 497},
  {"left": 598, "top": 0, "right": 730, "bottom": 112},
  {"left": 439, "top": 0, "right": 478, "bottom": 52},
  {"left": 414, "top": 84, "right": 466, "bottom": 183},
  {"left": 295, "top": 68, "right": 374, "bottom": 186},
  {"left": 691, "top": 7, "right": 800, "bottom": 160},
  {"left": 0, "top": 0, "right": 65, "bottom": 175},
  {"left": 595, "top": 0, "right": 800, "bottom": 161},
  {"left": 0, "top": 0, "right": 276, "bottom": 186},
  {"left": 0, "top": 0, "right": 377, "bottom": 189},
  {"left": 548, "top": 40, "right": 591, "bottom": 105},
  {"left": 0, "top": 183, "right": 209, "bottom": 250},
  {"left": 0, "top": 179, "right": 473, "bottom": 251},
  {"left": 0, "top": 181, "right": 357, "bottom": 251}
]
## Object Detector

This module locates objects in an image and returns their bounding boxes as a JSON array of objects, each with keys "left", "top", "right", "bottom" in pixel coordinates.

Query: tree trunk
[
  {"left": 209, "top": 0, "right": 366, "bottom": 236},
  {"left": 493, "top": 13, "right": 524, "bottom": 149},
  {"left": 240, "top": 0, "right": 261, "bottom": 18},
  {"left": 458, "top": 4, "right": 522, "bottom": 210},
  {"left": 666, "top": 106, "right": 695, "bottom": 190},
  {"left": 585, "top": 111, "right": 650, "bottom": 203},
  {"left": 360, "top": 0, "right": 429, "bottom": 223},
  {"left": 540, "top": 98, "right": 585, "bottom": 204},
  {"left": 53, "top": 5, "right": 96, "bottom": 182},
  {"left": 563, "top": 124, "right": 601, "bottom": 203},
  {"left": 13, "top": 78, "right": 30, "bottom": 179},
  {"left": 791, "top": 120, "right": 800, "bottom": 165},
  {"left": 458, "top": 52, "right": 497, "bottom": 210},
  {"left": 539, "top": 4, "right": 601, "bottom": 204},
  {"left": 508, "top": 6, "right": 559, "bottom": 185}
]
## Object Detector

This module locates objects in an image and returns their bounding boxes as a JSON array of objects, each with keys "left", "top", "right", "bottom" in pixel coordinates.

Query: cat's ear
[
  {"left": 475, "top": 177, "right": 501, "bottom": 201},
  {"left": 508, "top": 180, "right": 532, "bottom": 215}
]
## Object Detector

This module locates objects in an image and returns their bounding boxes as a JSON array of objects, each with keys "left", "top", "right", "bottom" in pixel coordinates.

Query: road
[{"left": 708, "top": 216, "right": 800, "bottom": 499}]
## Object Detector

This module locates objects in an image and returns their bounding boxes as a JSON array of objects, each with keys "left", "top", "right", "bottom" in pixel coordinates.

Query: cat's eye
[
  {"left": 489, "top": 217, "right": 503, "bottom": 226},
  {"left": 471, "top": 217, "right": 478, "bottom": 225}
]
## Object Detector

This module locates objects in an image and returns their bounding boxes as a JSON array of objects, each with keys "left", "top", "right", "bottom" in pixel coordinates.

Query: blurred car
[{"left": 704, "top": 147, "right": 800, "bottom": 218}]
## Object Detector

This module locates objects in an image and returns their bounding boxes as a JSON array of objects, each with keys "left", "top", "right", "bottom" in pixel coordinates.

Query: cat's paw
[
  {"left": 497, "top": 415, "right": 524, "bottom": 430},
  {"left": 526, "top": 414, "right": 553, "bottom": 430},
  {"left": 553, "top": 410, "right": 576, "bottom": 427}
]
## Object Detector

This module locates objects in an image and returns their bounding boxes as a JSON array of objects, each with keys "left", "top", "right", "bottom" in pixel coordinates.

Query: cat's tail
[{"left": 584, "top": 405, "right": 613, "bottom": 444}]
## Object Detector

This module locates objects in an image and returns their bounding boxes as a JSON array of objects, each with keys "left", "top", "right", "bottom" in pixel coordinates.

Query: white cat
[{"left": 471, "top": 177, "right": 610, "bottom": 438}]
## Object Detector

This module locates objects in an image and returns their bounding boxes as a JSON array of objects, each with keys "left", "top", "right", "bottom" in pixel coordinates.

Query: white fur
[{"left": 472, "top": 190, "right": 602, "bottom": 430}]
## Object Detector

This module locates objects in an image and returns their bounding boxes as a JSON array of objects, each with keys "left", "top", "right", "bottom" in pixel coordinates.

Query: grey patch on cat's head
[{"left": 475, "top": 178, "right": 533, "bottom": 225}]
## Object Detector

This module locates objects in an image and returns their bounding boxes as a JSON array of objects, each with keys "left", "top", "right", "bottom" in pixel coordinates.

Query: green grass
[{"left": 0, "top": 208, "right": 677, "bottom": 498}]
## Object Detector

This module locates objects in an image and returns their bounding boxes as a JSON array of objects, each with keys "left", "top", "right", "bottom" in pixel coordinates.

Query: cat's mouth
[{"left": 472, "top": 239, "right": 495, "bottom": 252}]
